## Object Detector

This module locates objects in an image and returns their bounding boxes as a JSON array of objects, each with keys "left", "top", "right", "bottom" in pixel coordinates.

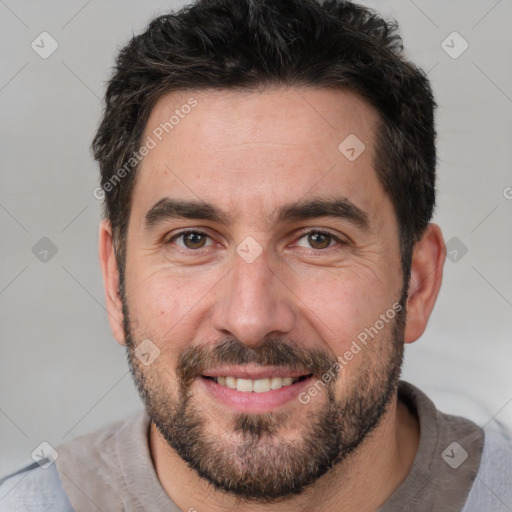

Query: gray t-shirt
[{"left": 1, "top": 381, "right": 511, "bottom": 511}]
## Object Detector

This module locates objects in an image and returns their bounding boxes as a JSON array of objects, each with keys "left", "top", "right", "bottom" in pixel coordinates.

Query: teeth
[
  {"left": 253, "top": 378, "right": 270, "bottom": 393},
  {"left": 212, "top": 376, "right": 301, "bottom": 392},
  {"left": 270, "top": 377, "right": 283, "bottom": 390},
  {"left": 225, "top": 376, "right": 237, "bottom": 389},
  {"left": 236, "top": 378, "right": 253, "bottom": 392}
]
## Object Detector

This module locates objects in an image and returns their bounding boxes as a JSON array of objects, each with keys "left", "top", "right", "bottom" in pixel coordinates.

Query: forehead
[{"left": 130, "top": 86, "right": 390, "bottom": 231}]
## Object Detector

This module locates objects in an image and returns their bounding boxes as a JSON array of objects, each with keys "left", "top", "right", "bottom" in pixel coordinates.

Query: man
[{"left": 1, "top": 0, "right": 511, "bottom": 510}]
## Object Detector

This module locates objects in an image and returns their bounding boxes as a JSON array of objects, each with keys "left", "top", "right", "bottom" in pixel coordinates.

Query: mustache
[{"left": 176, "top": 338, "right": 339, "bottom": 388}]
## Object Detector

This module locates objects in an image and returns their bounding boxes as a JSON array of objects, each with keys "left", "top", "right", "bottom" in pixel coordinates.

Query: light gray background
[{"left": 1, "top": 0, "right": 511, "bottom": 475}]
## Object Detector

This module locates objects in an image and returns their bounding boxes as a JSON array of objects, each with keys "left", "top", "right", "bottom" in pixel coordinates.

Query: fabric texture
[
  {"left": 0, "top": 381, "right": 510, "bottom": 511},
  {"left": 461, "top": 427, "right": 512, "bottom": 512},
  {"left": 377, "top": 382, "right": 484, "bottom": 511},
  {"left": 0, "top": 461, "right": 74, "bottom": 511}
]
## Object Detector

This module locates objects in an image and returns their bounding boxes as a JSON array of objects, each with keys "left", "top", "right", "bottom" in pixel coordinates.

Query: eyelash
[{"left": 166, "top": 229, "right": 347, "bottom": 255}]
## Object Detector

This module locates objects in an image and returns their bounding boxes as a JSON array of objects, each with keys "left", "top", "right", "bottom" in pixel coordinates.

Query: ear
[
  {"left": 98, "top": 219, "right": 126, "bottom": 346},
  {"left": 404, "top": 223, "right": 445, "bottom": 344}
]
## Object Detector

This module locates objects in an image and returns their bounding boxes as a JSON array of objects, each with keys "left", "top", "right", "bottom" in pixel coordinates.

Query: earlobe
[
  {"left": 98, "top": 219, "right": 126, "bottom": 346},
  {"left": 403, "top": 223, "right": 446, "bottom": 344}
]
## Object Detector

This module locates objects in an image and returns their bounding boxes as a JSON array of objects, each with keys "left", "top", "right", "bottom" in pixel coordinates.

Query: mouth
[
  {"left": 199, "top": 368, "right": 315, "bottom": 413},
  {"left": 202, "top": 375, "right": 311, "bottom": 392}
]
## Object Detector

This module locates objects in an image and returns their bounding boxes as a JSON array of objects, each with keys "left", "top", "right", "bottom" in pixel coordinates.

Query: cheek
[
  {"left": 291, "top": 266, "right": 395, "bottom": 354},
  {"left": 126, "top": 268, "right": 217, "bottom": 350}
]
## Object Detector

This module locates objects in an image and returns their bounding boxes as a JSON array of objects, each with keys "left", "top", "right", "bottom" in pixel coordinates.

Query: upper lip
[{"left": 201, "top": 365, "right": 312, "bottom": 380}]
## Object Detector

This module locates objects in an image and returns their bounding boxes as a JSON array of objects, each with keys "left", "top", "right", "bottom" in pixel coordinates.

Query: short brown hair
[{"left": 92, "top": 0, "right": 437, "bottom": 287}]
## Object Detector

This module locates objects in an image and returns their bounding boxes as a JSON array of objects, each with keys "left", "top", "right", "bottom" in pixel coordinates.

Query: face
[{"left": 119, "top": 86, "right": 407, "bottom": 500}]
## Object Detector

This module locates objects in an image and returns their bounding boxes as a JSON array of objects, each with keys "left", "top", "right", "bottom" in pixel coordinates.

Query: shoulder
[
  {"left": 462, "top": 427, "right": 512, "bottom": 511},
  {"left": 55, "top": 410, "right": 150, "bottom": 510},
  {"left": 0, "top": 461, "right": 74, "bottom": 512},
  {"left": 0, "top": 410, "right": 148, "bottom": 512},
  {"left": 54, "top": 409, "right": 148, "bottom": 474}
]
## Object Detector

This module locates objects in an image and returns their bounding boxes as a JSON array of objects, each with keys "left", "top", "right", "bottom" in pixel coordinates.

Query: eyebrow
[{"left": 144, "top": 196, "right": 370, "bottom": 232}]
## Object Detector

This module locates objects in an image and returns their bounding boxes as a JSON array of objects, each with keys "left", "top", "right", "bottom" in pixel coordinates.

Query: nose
[{"left": 211, "top": 248, "right": 296, "bottom": 348}]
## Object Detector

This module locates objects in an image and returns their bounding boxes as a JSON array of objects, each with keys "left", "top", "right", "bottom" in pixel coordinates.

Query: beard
[{"left": 121, "top": 284, "right": 407, "bottom": 503}]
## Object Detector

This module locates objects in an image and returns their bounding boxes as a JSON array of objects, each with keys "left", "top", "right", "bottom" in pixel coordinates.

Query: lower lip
[{"left": 199, "top": 376, "right": 314, "bottom": 413}]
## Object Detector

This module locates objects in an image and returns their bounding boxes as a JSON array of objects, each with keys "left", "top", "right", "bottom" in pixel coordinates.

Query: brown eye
[
  {"left": 169, "top": 230, "right": 212, "bottom": 250},
  {"left": 183, "top": 232, "right": 207, "bottom": 249},
  {"left": 307, "top": 232, "right": 332, "bottom": 249},
  {"left": 294, "top": 230, "right": 346, "bottom": 252}
]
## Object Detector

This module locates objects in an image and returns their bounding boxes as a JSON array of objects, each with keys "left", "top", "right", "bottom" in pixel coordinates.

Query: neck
[{"left": 149, "top": 396, "right": 419, "bottom": 512}]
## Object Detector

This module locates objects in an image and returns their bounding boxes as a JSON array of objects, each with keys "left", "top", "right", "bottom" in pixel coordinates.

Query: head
[{"left": 95, "top": 0, "right": 445, "bottom": 503}]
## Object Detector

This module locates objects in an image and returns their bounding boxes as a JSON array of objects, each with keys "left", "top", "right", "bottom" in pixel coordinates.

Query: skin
[{"left": 99, "top": 86, "right": 445, "bottom": 512}]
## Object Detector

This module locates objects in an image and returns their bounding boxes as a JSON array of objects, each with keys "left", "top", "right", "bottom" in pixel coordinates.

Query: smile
[
  {"left": 199, "top": 370, "right": 315, "bottom": 413},
  {"left": 203, "top": 375, "right": 310, "bottom": 392}
]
